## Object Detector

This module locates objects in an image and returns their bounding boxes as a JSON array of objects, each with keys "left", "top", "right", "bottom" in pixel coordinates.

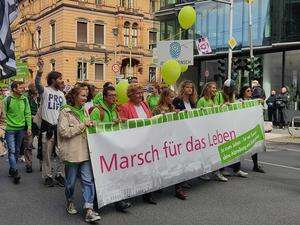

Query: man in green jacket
[
  {"left": 90, "top": 86, "right": 132, "bottom": 213},
  {"left": 4, "top": 81, "right": 32, "bottom": 184}
]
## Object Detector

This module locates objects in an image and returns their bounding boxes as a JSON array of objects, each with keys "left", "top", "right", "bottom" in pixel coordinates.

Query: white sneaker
[
  {"left": 19, "top": 155, "right": 26, "bottom": 162},
  {"left": 215, "top": 172, "right": 228, "bottom": 182},
  {"left": 85, "top": 209, "right": 101, "bottom": 223},
  {"left": 66, "top": 202, "right": 78, "bottom": 215},
  {"left": 236, "top": 170, "right": 248, "bottom": 178}
]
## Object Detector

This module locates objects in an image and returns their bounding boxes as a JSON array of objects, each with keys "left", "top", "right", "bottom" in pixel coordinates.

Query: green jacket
[
  {"left": 90, "top": 101, "right": 118, "bottom": 133},
  {"left": 93, "top": 92, "right": 103, "bottom": 105},
  {"left": 197, "top": 91, "right": 224, "bottom": 108},
  {"left": 197, "top": 97, "right": 215, "bottom": 108},
  {"left": 147, "top": 94, "right": 160, "bottom": 111},
  {"left": 4, "top": 95, "right": 32, "bottom": 131}
]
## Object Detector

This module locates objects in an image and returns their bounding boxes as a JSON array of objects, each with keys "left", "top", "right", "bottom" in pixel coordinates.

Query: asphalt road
[{"left": 0, "top": 141, "right": 300, "bottom": 225}]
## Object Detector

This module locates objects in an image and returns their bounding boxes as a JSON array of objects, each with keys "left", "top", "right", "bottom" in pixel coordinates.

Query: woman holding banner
[
  {"left": 172, "top": 80, "right": 197, "bottom": 188},
  {"left": 57, "top": 86, "right": 101, "bottom": 223},
  {"left": 173, "top": 80, "right": 197, "bottom": 111},
  {"left": 153, "top": 88, "right": 188, "bottom": 200},
  {"left": 220, "top": 81, "right": 248, "bottom": 178},
  {"left": 118, "top": 83, "right": 157, "bottom": 205},
  {"left": 239, "top": 85, "right": 265, "bottom": 173},
  {"left": 197, "top": 81, "right": 229, "bottom": 182}
]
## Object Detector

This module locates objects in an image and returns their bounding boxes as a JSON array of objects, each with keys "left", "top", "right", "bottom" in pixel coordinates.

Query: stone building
[{"left": 12, "top": 0, "right": 160, "bottom": 87}]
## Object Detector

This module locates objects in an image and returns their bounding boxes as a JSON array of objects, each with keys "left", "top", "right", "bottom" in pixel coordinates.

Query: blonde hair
[
  {"left": 178, "top": 80, "right": 198, "bottom": 104},
  {"left": 201, "top": 81, "right": 217, "bottom": 99}
]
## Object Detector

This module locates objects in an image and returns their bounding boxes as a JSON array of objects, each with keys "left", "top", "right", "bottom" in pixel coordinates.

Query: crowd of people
[
  {"left": 0, "top": 59, "right": 268, "bottom": 223},
  {"left": 266, "top": 87, "right": 290, "bottom": 129}
]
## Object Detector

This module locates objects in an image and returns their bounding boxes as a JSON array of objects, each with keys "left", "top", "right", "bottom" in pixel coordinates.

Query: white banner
[
  {"left": 88, "top": 102, "right": 265, "bottom": 207},
  {"left": 157, "top": 40, "right": 194, "bottom": 66}
]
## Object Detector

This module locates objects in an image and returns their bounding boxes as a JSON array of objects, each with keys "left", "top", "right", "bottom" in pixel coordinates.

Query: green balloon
[
  {"left": 180, "top": 64, "right": 189, "bottom": 73},
  {"left": 116, "top": 80, "right": 129, "bottom": 104},
  {"left": 161, "top": 60, "right": 181, "bottom": 85},
  {"left": 178, "top": 6, "right": 196, "bottom": 30}
]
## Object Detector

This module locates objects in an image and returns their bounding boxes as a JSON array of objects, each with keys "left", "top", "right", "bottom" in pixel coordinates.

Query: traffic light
[
  {"left": 245, "top": 57, "right": 263, "bottom": 80},
  {"left": 217, "top": 59, "right": 226, "bottom": 79},
  {"left": 252, "top": 57, "right": 263, "bottom": 79},
  {"left": 232, "top": 57, "right": 242, "bottom": 81}
]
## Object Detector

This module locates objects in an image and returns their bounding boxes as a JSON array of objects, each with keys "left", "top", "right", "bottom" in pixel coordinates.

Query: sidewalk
[{"left": 265, "top": 128, "right": 300, "bottom": 144}]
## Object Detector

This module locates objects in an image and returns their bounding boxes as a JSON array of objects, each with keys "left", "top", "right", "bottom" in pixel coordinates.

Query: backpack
[
  {"left": 88, "top": 105, "right": 105, "bottom": 121},
  {"left": 5, "top": 96, "right": 27, "bottom": 112},
  {"left": 5, "top": 96, "right": 28, "bottom": 129}
]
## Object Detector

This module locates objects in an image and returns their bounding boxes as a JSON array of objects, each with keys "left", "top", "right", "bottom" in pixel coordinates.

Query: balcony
[{"left": 117, "top": 6, "right": 142, "bottom": 15}]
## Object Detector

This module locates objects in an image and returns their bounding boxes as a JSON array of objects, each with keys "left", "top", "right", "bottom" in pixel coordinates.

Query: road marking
[
  {"left": 267, "top": 147, "right": 300, "bottom": 153},
  {"left": 245, "top": 159, "right": 300, "bottom": 171}
]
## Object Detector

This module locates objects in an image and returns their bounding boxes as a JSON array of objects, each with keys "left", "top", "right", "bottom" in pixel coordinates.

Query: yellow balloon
[
  {"left": 161, "top": 60, "right": 181, "bottom": 85},
  {"left": 180, "top": 64, "right": 189, "bottom": 73},
  {"left": 116, "top": 80, "right": 129, "bottom": 104},
  {"left": 178, "top": 6, "right": 196, "bottom": 30}
]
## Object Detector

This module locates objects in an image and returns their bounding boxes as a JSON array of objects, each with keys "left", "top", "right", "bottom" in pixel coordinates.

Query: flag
[{"left": 0, "top": 0, "right": 19, "bottom": 79}]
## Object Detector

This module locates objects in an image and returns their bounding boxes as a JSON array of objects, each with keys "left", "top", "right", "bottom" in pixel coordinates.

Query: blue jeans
[
  {"left": 65, "top": 161, "right": 95, "bottom": 209},
  {"left": 5, "top": 130, "right": 26, "bottom": 171}
]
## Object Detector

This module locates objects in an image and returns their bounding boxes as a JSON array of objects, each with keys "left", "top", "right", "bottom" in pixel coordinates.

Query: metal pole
[
  {"left": 227, "top": 0, "right": 233, "bottom": 79},
  {"left": 248, "top": 2, "right": 254, "bottom": 58}
]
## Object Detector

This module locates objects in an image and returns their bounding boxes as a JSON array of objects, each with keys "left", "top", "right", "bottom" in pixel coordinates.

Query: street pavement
[{"left": 0, "top": 141, "right": 300, "bottom": 225}]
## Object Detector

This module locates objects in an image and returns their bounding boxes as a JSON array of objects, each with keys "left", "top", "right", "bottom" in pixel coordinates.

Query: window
[
  {"left": 128, "top": 0, "right": 133, "bottom": 8},
  {"left": 120, "top": 0, "right": 125, "bottom": 6},
  {"left": 37, "top": 28, "right": 41, "bottom": 48},
  {"left": 94, "top": 24, "right": 104, "bottom": 45},
  {"left": 161, "top": 0, "right": 176, "bottom": 8},
  {"left": 50, "top": 22, "right": 56, "bottom": 45},
  {"left": 95, "top": 63, "right": 104, "bottom": 80},
  {"left": 77, "top": 21, "right": 87, "bottom": 43},
  {"left": 124, "top": 21, "right": 130, "bottom": 46},
  {"left": 95, "top": 0, "right": 103, "bottom": 4},
  {"left": 50, "top": 59, "right": 56, "bottom": 71},
  {"left": 150, "top": 0, "right": 156, "bottom": 13},
  {"left": 149, "top": 31, "right": 157, "bottom": 49},
  {"left": 149, "top": 67, "right": 156, "bottom": 82},
  {"left": 77, "top": 62, "right": 87, "bottom": 80},
  {"left": 132, "top": 23, "right": 138, "bottom": 47}
]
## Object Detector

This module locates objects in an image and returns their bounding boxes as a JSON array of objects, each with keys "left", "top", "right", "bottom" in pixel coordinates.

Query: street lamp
[{"left": 212, "top": 0, "right": 233, "bottom": 79}]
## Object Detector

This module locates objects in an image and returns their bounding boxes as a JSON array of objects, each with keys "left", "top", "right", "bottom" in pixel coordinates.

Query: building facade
[
  {"left": 12, "top": 0, "right": 160, "bottom": 87},
  {"left": 156, "top": 0, "right": 300, "bottom": 111}
]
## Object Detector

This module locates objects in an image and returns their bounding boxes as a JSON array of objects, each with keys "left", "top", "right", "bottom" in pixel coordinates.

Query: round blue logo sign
[{"left": 169, "top": 42, "right": 181, "bottom": 59}]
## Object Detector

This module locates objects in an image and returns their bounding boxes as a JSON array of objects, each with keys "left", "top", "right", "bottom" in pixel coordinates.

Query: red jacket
[{"left": 118, "top": 101, "right": 152, "bottom": 120}]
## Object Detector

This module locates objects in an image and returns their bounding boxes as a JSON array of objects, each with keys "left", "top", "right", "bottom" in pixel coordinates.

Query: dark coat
[
  {"left": 266, "top": 94, "right": 276, "bottom": 109},
  {"left": 172, "top": 97, "right": 196, "bottom": 111}
]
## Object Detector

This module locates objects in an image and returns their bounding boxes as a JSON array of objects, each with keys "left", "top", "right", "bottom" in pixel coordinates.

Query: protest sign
[
  {"left": 88, "top": 101, "right": 265, "bottom": 207},
  {"left": 157, "top": 40, "right": 194, "bottom": 66}
]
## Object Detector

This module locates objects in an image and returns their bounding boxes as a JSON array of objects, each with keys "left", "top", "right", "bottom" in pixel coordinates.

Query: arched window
[
  {"left": 132, "top": 23, "right": 138, "bottom": 47},
  {"left": 124, "top": 21, "right": 130, "bottom": 46}
]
